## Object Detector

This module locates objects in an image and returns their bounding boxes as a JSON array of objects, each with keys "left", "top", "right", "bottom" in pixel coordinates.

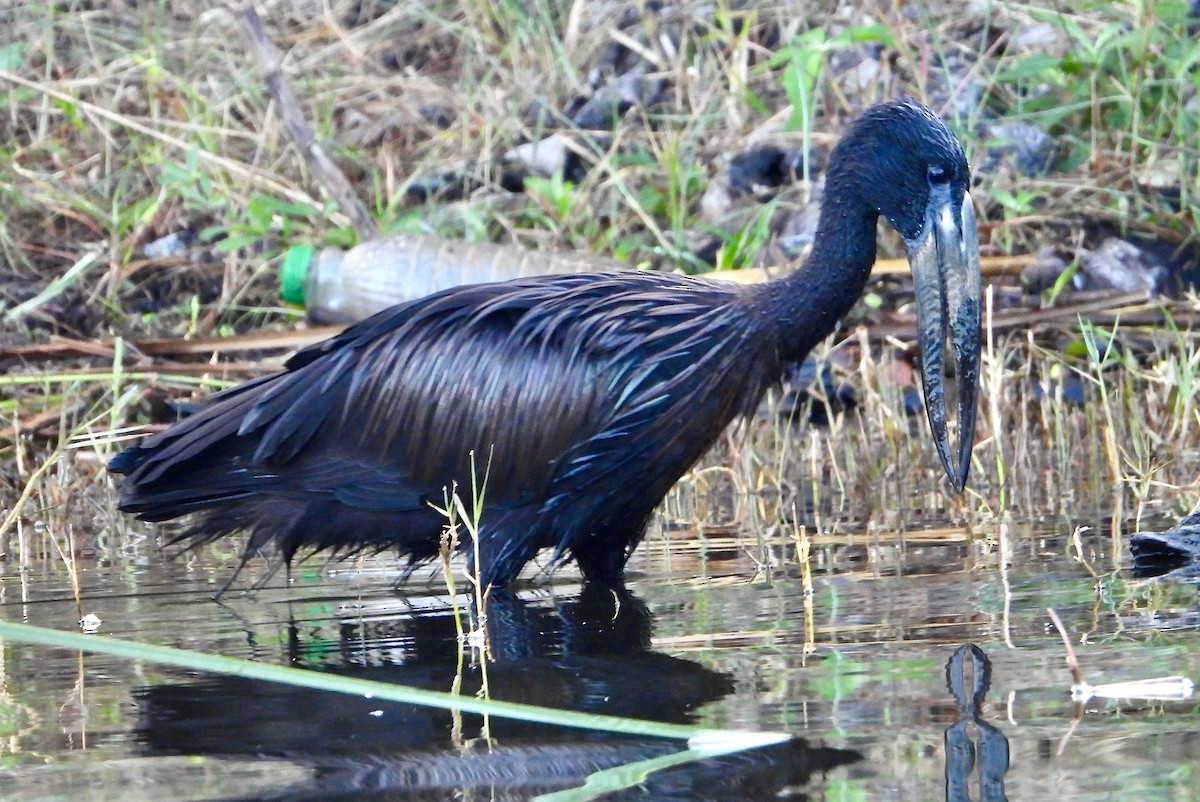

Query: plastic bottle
[{"left": 281, "top": 234, "right": 625, "bottom": 323}]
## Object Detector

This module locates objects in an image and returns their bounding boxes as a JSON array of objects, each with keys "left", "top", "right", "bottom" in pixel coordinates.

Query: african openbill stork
[{"left": 110, "top": 99, "right": 982, "bottom": 590}]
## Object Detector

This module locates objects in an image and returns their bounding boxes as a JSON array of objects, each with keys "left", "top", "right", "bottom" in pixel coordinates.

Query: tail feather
[
  {"left": 175, "top": 496, "right": 449, "bottom": 566},
  {"left": 110, "top": 373, "right": 294, "bottom": 519},
  {"left": 121, "top": 491, "right": 255, "bottom": 522},
  {"left": 113, "top": 381, "right": 269, "bottom": 486}
]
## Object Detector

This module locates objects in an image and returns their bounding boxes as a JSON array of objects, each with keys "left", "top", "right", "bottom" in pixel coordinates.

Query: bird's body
[
  {"left": 111, "top": 269, "right": 854, "bottom": 586},
  {"left": 111, "top": 100, "right": 982, "bottom": 590}
]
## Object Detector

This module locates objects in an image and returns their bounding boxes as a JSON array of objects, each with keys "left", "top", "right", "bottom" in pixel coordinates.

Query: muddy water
[{"left": 0, "top": 520, "right": 1198, "bottom": 801}]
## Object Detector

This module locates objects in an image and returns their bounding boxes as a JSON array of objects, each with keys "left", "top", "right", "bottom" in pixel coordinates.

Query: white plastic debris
[
  {"left": 686, "top": 729, "right": 792, "bottom": 754},
  {"left": 1071, "top": 675, "right": 1194, "bottom": 704}
]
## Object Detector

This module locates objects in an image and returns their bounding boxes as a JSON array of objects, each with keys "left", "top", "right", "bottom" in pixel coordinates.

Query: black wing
[{"left": 113, "top": 271, "right": 763, "bottom": 529}]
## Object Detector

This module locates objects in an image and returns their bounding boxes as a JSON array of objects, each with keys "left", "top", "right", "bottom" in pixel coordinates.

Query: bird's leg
[
  {"left": 471, "top": 526, "right": 545, "bottom": 591},
  {"left": 572, "top": 537, "right": 631, "bottom": 584},
  {"left": 389, "top": 555, "right": 428, "bottom": 591},
  {"left": 250, "top": 558, "right": 286, "bottom": 592},
  {"left": 213, "top": 546, "right": 269, "bottom": 600}
]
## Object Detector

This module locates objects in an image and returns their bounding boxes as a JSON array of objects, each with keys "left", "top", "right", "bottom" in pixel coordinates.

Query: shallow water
[{"left": 1, "top": 519, "right": 1198, "bottom": 801}]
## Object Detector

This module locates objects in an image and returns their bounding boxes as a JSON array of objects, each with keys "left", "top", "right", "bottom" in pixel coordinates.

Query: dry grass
[{"left": 1, "top": 1, "right": 1198, "bottom": 580}]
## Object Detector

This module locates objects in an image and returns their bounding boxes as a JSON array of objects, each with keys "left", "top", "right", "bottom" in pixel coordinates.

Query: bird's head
[{"left": 832, "top": 100, "right": 982, "bottom": 492}]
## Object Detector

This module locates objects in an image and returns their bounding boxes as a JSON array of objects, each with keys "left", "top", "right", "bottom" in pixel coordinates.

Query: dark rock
[
  {"left": 1030, "top": 370, "right": 1086, "bottom": 406},
  {"left": 571, "top": 66, "right": 664, "bottom": 130},
  {"left": 779, "top": 358, "right": 859, "bottom": 425},
  {"left": 141, "top": 230, "right": 198, "bottom": 260},
  {"left": 1021, "top": 246, "right": 1072, "bottom": 294},
  {"left": 980, "top": 122, "right": 1058, "bottom": 177},
  {"left": 726, "top": 145, "right": 806, "bottom": 195},
  {"left": 1080, "top": 238, "right": 1168, "bottom": 293},
  {"left": 1022, "top": 238, "right": 1169, "bottom": 294}
]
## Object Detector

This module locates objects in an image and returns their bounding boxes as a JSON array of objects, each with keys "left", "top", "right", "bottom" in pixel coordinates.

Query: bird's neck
[{"left": 762, "top": 195, "right": 879, "bottom": 362}]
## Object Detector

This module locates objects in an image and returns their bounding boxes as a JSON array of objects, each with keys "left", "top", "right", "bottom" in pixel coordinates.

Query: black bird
[{"left": 110, "top": 100, "right": 981, "bottom": 590}]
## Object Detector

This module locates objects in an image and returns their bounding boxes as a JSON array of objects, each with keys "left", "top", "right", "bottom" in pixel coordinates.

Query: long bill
[{"left": 904, "top": 188, "right": 982, "bottom": 492}]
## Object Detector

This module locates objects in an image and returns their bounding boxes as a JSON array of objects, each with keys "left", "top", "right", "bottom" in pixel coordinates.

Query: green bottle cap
[{"left": 281, "top": 246, "right": 314, "bottom": 305}]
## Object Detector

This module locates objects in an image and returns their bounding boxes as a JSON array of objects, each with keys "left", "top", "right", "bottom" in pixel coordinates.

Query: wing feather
[{"left": 115, "top": 270, "right": 769, "bottom": 567}]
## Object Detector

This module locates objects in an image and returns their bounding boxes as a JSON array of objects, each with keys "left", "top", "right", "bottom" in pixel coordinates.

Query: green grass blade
[
  {"left": 2, "top": 250, "right": 101, "bottom": 322},
  {"left": 0, "top": 620, "right": 788, "bottom": 745},
  {"left": 533, "top": 732, "right": 795, "bottom": 802},
  {"left": 532, "top": 746, "right": 744, "bottom": 802}
]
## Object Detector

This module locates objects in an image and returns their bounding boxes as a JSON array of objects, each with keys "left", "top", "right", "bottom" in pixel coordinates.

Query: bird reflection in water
[
  {"left": 1130, "top": 511, "right": 1200, "bottom": 580},
  {"left": 135, "top": 587, "right": 861, "bottom": 800},
  {"left": 944, "top": 644, "right": 1010, "bottom": 802}
]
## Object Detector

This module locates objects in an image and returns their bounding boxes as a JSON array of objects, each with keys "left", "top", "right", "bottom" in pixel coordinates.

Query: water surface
[{"left": 1, "top": 519, "right": 1197, "bottom": 801}]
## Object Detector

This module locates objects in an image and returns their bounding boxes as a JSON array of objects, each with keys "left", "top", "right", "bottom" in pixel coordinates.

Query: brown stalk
[
  {"left": 1046, "top": 607, "right": 1084, "bottom": 686},
  {"left": 238, "top": 4, "right": 377, "bottom": 241}
]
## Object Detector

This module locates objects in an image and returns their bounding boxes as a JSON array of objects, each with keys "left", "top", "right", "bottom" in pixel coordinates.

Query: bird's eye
[{"left": 927, "top": 165, "right": 951, "bottom": 185}]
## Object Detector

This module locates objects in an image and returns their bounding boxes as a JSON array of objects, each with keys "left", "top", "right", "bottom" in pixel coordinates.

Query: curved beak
[{"left": 904, "top": 189, "right": 981, "bottom": 492}]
